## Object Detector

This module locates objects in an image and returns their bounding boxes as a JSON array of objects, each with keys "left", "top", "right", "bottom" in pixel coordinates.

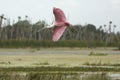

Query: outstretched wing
[
  {"left": 52, "top": 26, "right": 66, "bottom": 41},
  {"left": 53, "top": 7, "right": 66, "bottom": 23}
]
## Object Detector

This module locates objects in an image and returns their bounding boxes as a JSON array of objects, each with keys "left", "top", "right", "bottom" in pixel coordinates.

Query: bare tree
[
  {"left": 18, "top": 16, "right": 21, "bottom": 22},
  {"left": 113, "top": 25, "right": 116, "bottom": 34},
  {"left": 0, "top": 14, "right": 4, "bottom": 31},
  {"left": 109, "top": 21, "right": 112, "bottom": 33},
  {"left": 0, "top": 14, "right": 6, "bottom": 39},
  {"left": 108, "top": 21, "right": 112, "bottom": 43},
  {"left": 25, "top": 15, "right": 28, "bottom": 20}
]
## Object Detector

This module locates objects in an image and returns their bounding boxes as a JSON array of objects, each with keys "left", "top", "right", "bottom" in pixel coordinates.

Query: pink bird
[
  {"left": 52, "top": 7, "right": 70, "bottom": 41},
  {"left": 38, "top": 7, "right": 70, "bottom": 41}
]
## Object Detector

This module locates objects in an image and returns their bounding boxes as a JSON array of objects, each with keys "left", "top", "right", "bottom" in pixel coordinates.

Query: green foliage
[
  {"left": 0, "top": 40, "right": 119, "bottom": 48},
  {"left": 1, "top": 19, "right": 120, "bottom": 45},
  {"left": 0, "top": 66, "right": 120, "bottom": 72},
  {"left": 85, "top": 24, "right": 96, "bottom": 32},
  {"left": 0, "top": 61, "right": 11, "bottom": 65},
  {"left": 33, "top": 62, "right": 50, "bottom": 65},
  {"left": 83, "top": 62, "right": 120, "bottom": 66},
  {"left": 118, "top": 45, "right": 120, "bottom": 50}
]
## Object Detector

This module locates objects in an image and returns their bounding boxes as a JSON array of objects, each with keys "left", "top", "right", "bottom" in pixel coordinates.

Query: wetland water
[
  {"left": 0, "top": 50, "right": 120, "bottom": 55},
  {"left": 0, "top": 72, "right": 120, "bottom": 80}
]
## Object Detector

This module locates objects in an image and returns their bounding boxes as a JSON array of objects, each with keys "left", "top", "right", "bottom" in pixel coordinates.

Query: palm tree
[
  {"left": 99, "top": 25, "right": 103, "bottom": 41},
  {"left": 104, "top": 24, "right": 107, "bottom": 32},
  {"left": 25, "top": 15, "right": 28, "bottom": 20},
  {"left": 108, "top": 21, "right": 112, "bottom": 43},
  {"left": 113, "top": 25, "right": 116, "bottom": 34},
  {"left": 0, "top": 14, "right": 4, "bottom": 31},
  {"left": 109, "top": 21, "right": 112, "bottom": 33},
  {"left": 18, "top": 16, "right": 21, "bottom": 22}
]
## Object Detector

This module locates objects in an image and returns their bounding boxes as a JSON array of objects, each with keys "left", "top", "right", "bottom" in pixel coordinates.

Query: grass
[
  {"left": 88, "top": 51, "right": 108, "bottom": 56},
  {"left": 0, "top": 53, "right": 120, "bottom": 67},
  {"left": 0, "top": 48, "right": 119, "bottom": 80},
  {"left": 0, "top": 48, "right": 119, "bottom": 71},
  {"left": 0, "top": 66, "right": 120, "bottom": 72},
  {"left": 0, "top": 47, "right": 118, "bottom": 52},
  {"left": 0, "top": 40, "right": 119, "bottom": 48}
]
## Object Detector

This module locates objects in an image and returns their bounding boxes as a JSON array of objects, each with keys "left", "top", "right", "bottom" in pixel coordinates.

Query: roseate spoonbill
[{"left": 38, "top": 7, "right": 70, "bottom": 41}]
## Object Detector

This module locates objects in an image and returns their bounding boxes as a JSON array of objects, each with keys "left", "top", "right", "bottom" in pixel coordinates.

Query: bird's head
[
  {"left": 53, "top": 7, "right": 59, "bottom": 15},
  {"left": 53, "top": 7, "right": 58, "bottom": 11}
]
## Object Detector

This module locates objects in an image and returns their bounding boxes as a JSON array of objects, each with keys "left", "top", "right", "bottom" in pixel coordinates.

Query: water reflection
[
  {"left": 83, "top": 74, "right": 109, "bottom": 80},
  {"left": 108, "top": 73, "right": 120, "bottom": 80}
]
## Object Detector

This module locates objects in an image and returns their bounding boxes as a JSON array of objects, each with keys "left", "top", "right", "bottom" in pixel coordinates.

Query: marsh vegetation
[
  {"left": 0, "top": 72, "right": 119, "bottom": 80},
  {"left": 0, "top": 48, "right": 120, "bottom": 80}
]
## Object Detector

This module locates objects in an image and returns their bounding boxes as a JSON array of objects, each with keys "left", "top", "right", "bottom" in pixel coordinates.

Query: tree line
[{"left": 0, "top": 15, "right": 120, "bottom": 45}]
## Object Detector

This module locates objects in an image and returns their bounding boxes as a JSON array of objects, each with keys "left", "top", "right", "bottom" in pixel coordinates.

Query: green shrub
[
  {"left": 118, "top": 45, "right": 120, "bottom": 50},
  {"left": 33, "top": 62, "right": 50, "bottom": 65},
  {"left": 0, "top": 40, "right": 119, "bottom": 48}
]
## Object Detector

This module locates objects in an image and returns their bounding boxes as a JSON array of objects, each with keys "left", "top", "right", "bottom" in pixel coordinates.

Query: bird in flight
[{"left": 38, "top": 7, "right": 71, "bottom": 41}]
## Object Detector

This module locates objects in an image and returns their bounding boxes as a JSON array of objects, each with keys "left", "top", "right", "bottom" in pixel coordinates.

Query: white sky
[{"left": 0, "top": 0, "right": 120, "bottom": 32}]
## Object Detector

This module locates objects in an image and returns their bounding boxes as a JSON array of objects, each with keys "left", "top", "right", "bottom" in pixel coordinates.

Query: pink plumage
[{"left": 52, "top": 7, "right": 70, "bottom": 41}]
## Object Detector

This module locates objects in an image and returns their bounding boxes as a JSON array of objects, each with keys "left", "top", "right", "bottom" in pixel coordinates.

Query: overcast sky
[{"left": 0, "top": 0, "right": 120, "bottom": 32}]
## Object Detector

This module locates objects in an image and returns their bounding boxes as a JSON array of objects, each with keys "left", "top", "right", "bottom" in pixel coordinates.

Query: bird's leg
[
  {"left": 37, "top": 27, "right": 46, "bottom": 32},
  {"left": 37, "top": 22, "right": 55, "bottom": 32}
]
